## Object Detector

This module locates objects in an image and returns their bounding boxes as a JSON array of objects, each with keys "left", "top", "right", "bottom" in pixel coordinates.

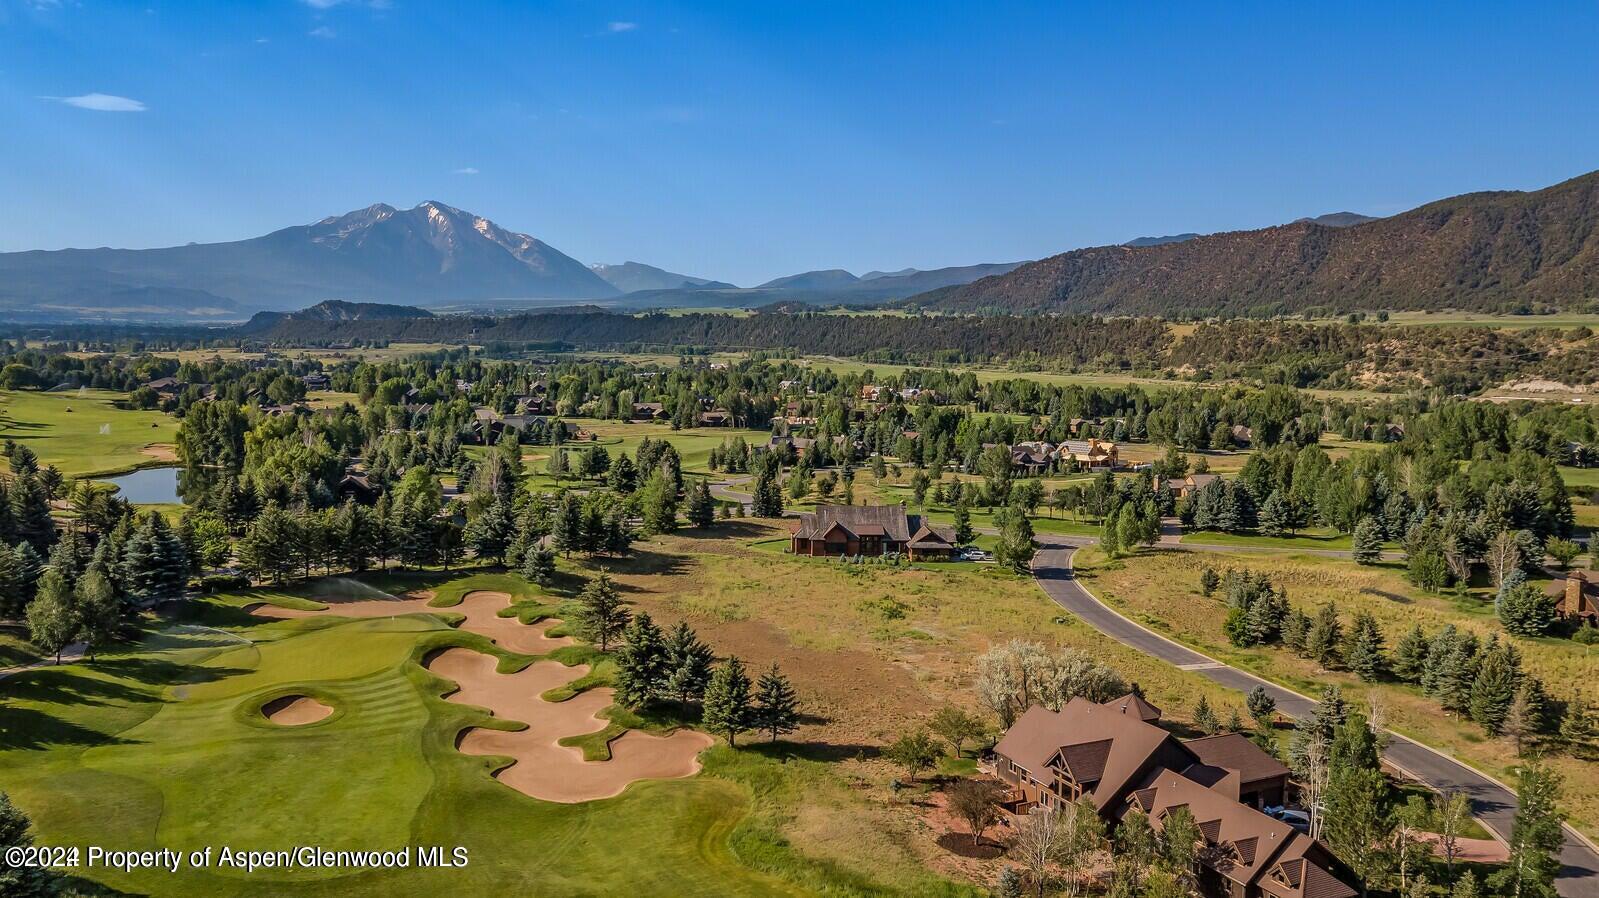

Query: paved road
[
  {"left": 1030, "top": 536, "right": 1599, "bottom": 898},
  {"left": 0, "top": 642, "right": 87, "bottom": 679}
]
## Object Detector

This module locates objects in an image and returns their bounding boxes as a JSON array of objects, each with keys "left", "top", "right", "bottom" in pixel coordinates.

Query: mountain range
[
  {"left": 589, "top": 261, "right": 735, "bottom": 293},
  {"left": 913, "top": 171, "right": 1599, "bottom": 315},
  {"left": 0, "top": 201, "right": 619, "bottom": 321}
]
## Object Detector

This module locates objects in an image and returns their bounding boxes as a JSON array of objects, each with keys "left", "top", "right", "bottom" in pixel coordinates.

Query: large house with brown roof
[
  {"left": 789, "top": 504, "right": 957, "bottom": 560},
  {"left": 993, "top": 696, "right": 1351, "bottom": 898},
  {"left": 1546, "top": 569, "right": 1598, "bottom": 624}
]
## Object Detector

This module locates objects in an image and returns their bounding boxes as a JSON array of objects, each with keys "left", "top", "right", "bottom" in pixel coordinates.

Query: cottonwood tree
[
  {"left": 26, "top": 570, "right": 79, "bottom": 663},
  {"left": 74, "top": 569, "right": 120, "bottom": 660},
  {"left": 574, "top": 574, "right": 630, "bottom": 651},
  {"left": 929, "top": 706, "right": 987, "bottom": 758},
  {"left": 702, "top": 656, "right": 753, "bottom": 746},
  {"left": 1488, "top": 760, "right": 1564, "bottom": 898},
  {"left": 1433, "top": 790, "right": 1471, "bottom": 878},
  {"left": 752, "top": 662, "right": 800, "bottom": 742},
  {"left": 885, "top": 729, "right": 941, "bottom": 783}
]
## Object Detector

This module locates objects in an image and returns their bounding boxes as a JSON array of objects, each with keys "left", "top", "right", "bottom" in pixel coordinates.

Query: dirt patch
[
  {"left": 261, "top": 694, "right": 333, "bottom": 725},
  {"left": 140, "top": 443, "right": 178, "bottom": 462},
  {"left": 248, "top": 590, "right": 573, "bottom": 655},
  {"left": 427, "top": 647, "right": 713, "bottom": 803},
  {"left": 1417, "top": 832, "right": 1509, "bottom": 864},
  {"left": 935, "top": 832, "right": 1004, "bottom": 859}
]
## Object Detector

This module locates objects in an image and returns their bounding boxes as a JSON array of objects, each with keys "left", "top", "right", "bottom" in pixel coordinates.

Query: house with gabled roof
[
  {"left": 789, "top": 504, "right": 956, "bottom": 560},
  {"left": 992, "top": 696, "right": 1348, "bottom": 898},
  {"left": 1546, "top": 569, "right": 1598, "bottom": 624}
]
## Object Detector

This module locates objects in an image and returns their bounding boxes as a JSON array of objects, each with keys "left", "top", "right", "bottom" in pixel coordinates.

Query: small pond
[{"left": 98, "top": 467, "right": 182, "bottom": 505}]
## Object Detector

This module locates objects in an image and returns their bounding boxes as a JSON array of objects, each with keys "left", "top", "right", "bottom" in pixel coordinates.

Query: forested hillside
[{"left": 913, "top": 170, "right": 1599, "bottom": 316}]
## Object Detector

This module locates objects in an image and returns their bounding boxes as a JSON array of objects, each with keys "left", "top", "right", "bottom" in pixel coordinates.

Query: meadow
[{"left": 1071, "top": 546, "right": 1599, "bottom": 839}]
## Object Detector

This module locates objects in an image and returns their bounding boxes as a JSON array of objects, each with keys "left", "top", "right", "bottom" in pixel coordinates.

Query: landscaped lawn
[
  {"left": 1071, "top": 546, "right": 1599, "bottom": 840},
  {"left": 1560, "top": 465, "right": 1599, "bottom": 491},
  {"left": 0, "top": 389, "right": 178, "bottom": 478}
]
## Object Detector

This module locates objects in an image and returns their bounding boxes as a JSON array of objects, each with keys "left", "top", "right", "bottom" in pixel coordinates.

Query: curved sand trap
[
  {"left": 262, "top": 694, "right": 333, "bottom": 725},
  {"left": 249, "top": 587, "right": 709, "bottom": 801},
  {"left": 248, "top": 590, "right": 573, "bottom": 655},
  {"left": 427, "top": 647, "right": 713, "bottom": 803}
]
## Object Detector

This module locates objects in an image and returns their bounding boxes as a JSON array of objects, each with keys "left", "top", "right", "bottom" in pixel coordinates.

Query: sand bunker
[
  {"left": 427, "top": 648, "right": 712, "bottom": 803},
  {"left": 248, "top": 588, "right": 709, "bottom": 802},
  {"left": 248, "top": 590, "right": 573, "bottom": 655},
  {"left": 262, "top": 694, "right": 334, "bottom": 725}
]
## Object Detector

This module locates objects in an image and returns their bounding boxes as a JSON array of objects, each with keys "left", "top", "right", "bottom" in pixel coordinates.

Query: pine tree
[
  {"left": 551, "top": 492, "right": 583, "bottom": 557},
  {"left": 1559, "top": 697, "right": 1595, "bottom": 755},
  {"left": 1497, "top": 582, "right": 1558, "bottom": 636},
  {"left": 953, "top": 500, "right": 974, "bottom": 546},
  {"left": 1193, "top": 695, "right": 1219, "bottom": 734},
  {"left": 1305, "top": 603, "right": 1344, "bottom": 668},
  {"left": 702, "top": 656, "right": 753, "bottom": 747},
  {"left": 750, "top": 456, "right": 784, "bottom": 518},
  {"left": 1502, "top": 679, "right": 1547, "bottom": 755},
  {"left": 753, "top": 662, "right": 801, "bottom": 742},
  {"left": 1344, "top": 612, "right": 1388, "bottom": 682},
  {"left": 1282, "top": 608, "right": 1312, "bottom": 654},
  {"left": 1392, "top": 624, "right": 1430, "bottom": 683},
  {"left": 0, "top": 789, "right": 55, "bottom": 897},
  {"left": 1199, "top": 567, "right": 1220, "bottom": 597},
  {"left": 1246, "top": 685, "right": 1277, "bottom": 728},
  {"left": 665, "top": 621, "right": 714, "bottom": 704},
  {"left": 614, "top": 613, "right": 669, "bottom": 708},
  {"left": 605, "top": 454, "right": 637, "bottom": 493},
  {"left": 465, "top": 495, "right": 515, "bottom": 563},
  {"left": 995, "top": 508, "right": 1036, "bottom": 572},
  {"left": 574, "top": 574, "right": 630, "bottom": 651},
  {"left": 522, "top": 546, "right": 556, "bottom": 587},
  {"left": 1352, "top": 516, "right": 1384, "bottom": 565},
  {"left": 1258, "top": 491, "right": 1289, "bottom": 538},
  {"left": 685, "top": 479, "right": 716, "bottom": 528},
  {"left": 1469, "top": 642, "right": 1519, "bottom": 734},
  {"left": 0, "top": 544, "right": 24, "bottom": 619},
  {"left": 1324, "top": 761, "right": 1394, "bottom": 893},
  {"left": 638, "top": 470, "right": 680, "bottom": 535}
]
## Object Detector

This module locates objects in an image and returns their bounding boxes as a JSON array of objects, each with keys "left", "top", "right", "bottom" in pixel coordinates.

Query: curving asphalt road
[{"left": 1029, "top": 536, "right": 1599, "bottom": 898}]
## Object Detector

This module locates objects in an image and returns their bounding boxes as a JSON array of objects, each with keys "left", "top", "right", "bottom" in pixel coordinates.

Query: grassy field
[
  {"left": 1370, "top": 311, "right": 1599, "bottom": 330},
  {"left": 1072, "top": 546, "right": 1599, "bottom": 840},
  {"left": 1560, "top": 465, "right": 1599, "bottom": 491},
  {"left": 0, "top": 389, "right": 178, "bottom": 478},
  {"left": 1179, "top": 528, "right": 1355, "bottom": 551}
]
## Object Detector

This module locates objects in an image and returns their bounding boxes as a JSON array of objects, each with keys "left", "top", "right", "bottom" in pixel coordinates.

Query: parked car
[
  {"left": 1264, "top": 806, "right": 1311, "bottom": 833},
  {"left": 958, "top": 548, "right": 994, "bottom": 562}
]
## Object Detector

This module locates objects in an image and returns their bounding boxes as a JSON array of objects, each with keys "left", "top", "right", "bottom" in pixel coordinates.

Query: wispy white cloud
[
  {"left": 607, "top": 21, "right": 637, "bottom": 32},
  {"left": 453, "top": 167, "right": 479, "bottom": 175},
  {"left": 308, "top": 25, "right": 336, "bottom": 38},
  {"left": 41, "top": 93, "right": 147, "bottom": 112}
]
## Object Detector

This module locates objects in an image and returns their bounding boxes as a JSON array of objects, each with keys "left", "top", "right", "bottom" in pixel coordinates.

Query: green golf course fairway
[
  {"left": 0, "top": 388, "right": 179, "bottom": 477},
  {"left": 0, "top": 573, "right": 967, "bottom": 897}
]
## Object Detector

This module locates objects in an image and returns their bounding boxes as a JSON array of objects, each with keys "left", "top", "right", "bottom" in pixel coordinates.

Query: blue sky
[{"left": 2, "top": 1, "right": 1597, "bottom": 286}]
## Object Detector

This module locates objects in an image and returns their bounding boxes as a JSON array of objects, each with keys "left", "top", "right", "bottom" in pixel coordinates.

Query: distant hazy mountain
[
  {"left": 1125, "top": 233, "right": 1201, "bottom": 248},
  {"left": 756, "top": 269, "right": 862, "bottom": 290},
  {"left": 912, "top": 169, "right": 1599, "bottom": 315},
  {"left": 861, "top": 267, "right": 918, "bottom": 281},
  {"left": 589, "top": 261, "right": 736, "bottom": 293},
  {"left": 0, "top": 201, "right": 617, "bottom": 320},
  {"left": 1125, "top": 214, "right": 1374, "bottom": 249},
  {"left": 1294, "top": 212, "right": 1379, "bottom": 228},
  {"left": 239, "top": 299, "right": 434, "bottom": 334}
]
